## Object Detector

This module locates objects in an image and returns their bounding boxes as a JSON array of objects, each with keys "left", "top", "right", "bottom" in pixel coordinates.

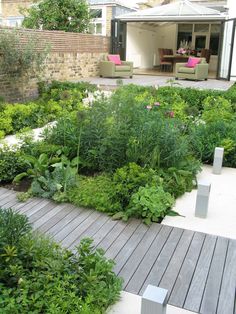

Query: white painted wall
[
  {"left": 126, "top": 23, "right": 177, "bottom": 68},
  {"left": 228, "top": 0, "right": 236, "bottom": 80},
  {"left": 126, "top": 23, "right": 158, "bottom": 68}
]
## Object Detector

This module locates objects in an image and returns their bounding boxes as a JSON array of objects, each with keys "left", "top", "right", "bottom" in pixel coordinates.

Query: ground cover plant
[
  {"left": 1, "top": 82, "right": 236, "bottom": 223},
  {"left": 0, "top": 208, "right": 122, "bottom": 313},
  {"left": 0, "top": 81, "right": 96, "bottom": 138}
]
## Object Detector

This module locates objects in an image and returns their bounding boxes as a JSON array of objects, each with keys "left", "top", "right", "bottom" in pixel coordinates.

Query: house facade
[
  {"left": 0, "top": 0, "right": 31, "bottom": 26},
  {"left": 111, "top": 0, "right": 236, "bottom": 80},
  {"left": 0, "top": 0, "right": 135, "bottom": 36},
  {"left": 89, "top": 0, "right": 136, "bottom": 36}
]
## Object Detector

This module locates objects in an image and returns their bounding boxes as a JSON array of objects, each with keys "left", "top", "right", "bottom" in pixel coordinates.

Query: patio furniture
[
  {"left": 175, "top": 57, "right": 209, "bottom": 81},
  {"left": 200, "top": 48, "right": 212, "bottom": 63},
  {"left": 158, "top": 48, "right": 173, "bottom": 72},
  {"left": 99, "top": 55, "right": 133, "bottom": 78}
]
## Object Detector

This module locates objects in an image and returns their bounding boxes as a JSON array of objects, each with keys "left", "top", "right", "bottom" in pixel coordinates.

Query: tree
[{"left": 22, "top": 0, "right": 91, "bottom": 33}]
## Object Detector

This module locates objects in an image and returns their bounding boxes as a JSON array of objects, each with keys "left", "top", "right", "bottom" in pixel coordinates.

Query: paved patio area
[
  {"left": 79, "top": 75, "right": 234, "bottom": 91},
  {"left": 163, "top": 165, "right": 236, "bottom": 239},
  {"left": 0, "top": 187, "right": 235, "bottom": 314}
]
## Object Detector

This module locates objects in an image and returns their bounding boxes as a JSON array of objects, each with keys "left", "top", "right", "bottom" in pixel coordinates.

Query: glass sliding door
[
  {"left": 218, "top": 19, "right": 236, "bottom": 80},
  {"left": 111, "top": 19, "right": 127, "bottom": 60}
]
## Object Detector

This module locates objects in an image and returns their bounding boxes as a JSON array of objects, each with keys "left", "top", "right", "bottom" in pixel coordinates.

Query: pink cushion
[
  {"left": 186, "top": 57, "right": 201, "bottom": 68},
  {"left": 107, "top": 54, "right": 122, "bottom": 65}
]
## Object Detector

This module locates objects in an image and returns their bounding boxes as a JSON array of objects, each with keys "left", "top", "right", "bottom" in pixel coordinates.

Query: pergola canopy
[{"left": 116, "top": 0, "right": 226, "bottom": 22}]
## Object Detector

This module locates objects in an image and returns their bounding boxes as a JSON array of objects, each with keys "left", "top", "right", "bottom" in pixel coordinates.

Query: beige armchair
[
  {"left": 100, "top": 60, "right": 133, "bottom": 78},
  {"left": 175, "top": 57, "right": 209, "bottom": 81}
]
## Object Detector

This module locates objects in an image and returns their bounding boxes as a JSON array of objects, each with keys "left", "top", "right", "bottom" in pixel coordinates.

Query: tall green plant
[{"left": 0, "top": 29, "right": 49, "bottom": 80}]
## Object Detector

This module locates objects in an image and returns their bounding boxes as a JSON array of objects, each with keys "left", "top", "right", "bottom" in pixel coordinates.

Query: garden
[
  {"left": 1, "top": 81, "right": 236, "bottom": 223},
  {"left": 1, "top": 81, "right": 236, "bottom": 312}
]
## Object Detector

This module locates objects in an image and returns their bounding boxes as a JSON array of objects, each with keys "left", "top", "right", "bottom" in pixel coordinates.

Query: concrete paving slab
[
  {"left": 107, "top": 291, "right": 195, "bottom": 314},
  {"left": 162, "top": 165, "right": 236, "bottom": 239},
  {"left": 78, "top": 75, "right": 234, "bottom": 91}
]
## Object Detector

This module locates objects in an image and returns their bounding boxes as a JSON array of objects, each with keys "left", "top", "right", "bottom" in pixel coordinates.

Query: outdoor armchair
[
  {"left": 175, "top": 57, "right": 209, "bottom": 81},
  {"left": 100, "top": 57, "right": 133, "bottom": 78}
]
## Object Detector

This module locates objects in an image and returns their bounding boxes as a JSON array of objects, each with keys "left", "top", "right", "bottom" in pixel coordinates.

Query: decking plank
[
  {"left": 0, "top": 188, "right": 9, "bottom": 196},
  {"left": 120, "top": 223, "right": 162, "bottom": 288},
  {"left": 158, "top": 229, "right": 194, "bottom": 295},
  {"left": 29, "top": 202, "right": 58, "bottom": 223},
  {"left": 0, "top": 190, "right": 16, "bottom": 206},
  {"left": 139, "top": 227, "right": 183, "bottom": 295},
  {"left": 3, "top": 197, "right": 22, "bottom": 209},
  {"left": 68, "top": 214, "right": 110, "bottom": 249},
  {"left": 169, "top": 232, "right": 206, "bottom": 307},
  {"left": 184, "top": 234, "right": 217, "bottom": 313},
  {"left": 105, "top": 220, "right": 141, "bottom": 260},
  {"left": 19, "top": 199, "right": 51, "bottom": 215},
  {"left": 15, "top": 198, "right": 43, "bottom": 213},
  {"left": 91, "top": 218, "right": 118, "bottom": 248},
  {"left": 97, "top": 220, "right": 135, "bottom": 253},
  {"left": 113, "top": 223, "right": 149, "bottom": 274},
  {"left": 217, "top": 239, "right": 236, "bottom": 314},
  {"left": 54, "top": 209, "right": 94, "bottom": 243},
  {"left": 33, "top": 203, "right": 70, "bottom": 229},
  {"left": 0, "top": 188, "right": 13, "bottom": 197},
  {"left": 47, "top": 208, "right": 82, "bottom": 236},
  {"left": 62, "top": 211, "right": 102, "bottom": 248},
  {"left": 125, "top": 225, "right": 172, "bottom": 295},
  {"left": 201, "top": 237, "right": 229, "bottom": 314},
  {"left": 39, "top": 205, "right": 75, "bottom": 233},
  {"left": 0, "top": 189, "right": 235, "bottom": 314}
]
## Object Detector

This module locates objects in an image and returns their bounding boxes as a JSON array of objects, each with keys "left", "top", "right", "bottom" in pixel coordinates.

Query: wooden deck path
[{"left": 0, "top": 187, "right": 235, "bottom": 314}]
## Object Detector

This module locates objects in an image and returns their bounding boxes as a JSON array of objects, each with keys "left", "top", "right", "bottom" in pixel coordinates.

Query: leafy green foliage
[
  {"left": 113, "top": 163, "right": 162, "bottom": 208},
  {"left": 68, "top": 174, "right": 121, "bottom": 212},
  {"left": 0, "top": 29, "right": 49, "bottom": 78},
  {"left": 0, "top": 81, "right": 96, "bottom": 138},
  {"left": 127, "top": 186, "right": 175, "bottom": 225},
  {"left": 0, "top": 146, "right": 28, "bottom": 183},
  {"left": 201, "top": 96, "right": 234, "bottom": 123},
  {"left": 0, "top": 209, "right": 122, "bottom": 313},
  {"left": 22, "top": 0, "right": 91, "bottom": 33}
]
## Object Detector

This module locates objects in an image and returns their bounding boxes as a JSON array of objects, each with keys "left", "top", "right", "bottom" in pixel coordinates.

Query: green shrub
[
  {"left": 0, "top": 146, "right": 28, "bottom": 183},
  {"left": 0, "top": 208, "right": 122, "bottom": 313},
  {"left": 189, "top": 121, "right": 236, "bottom": 167},
  {"left": 39, "top": 80, "right": 97, "bottom": 99},
  {"left": 202, "top": 96, "right": 234, "bottom": 123},
  {"left": 127, "top": 186, "right": 175, "bottom": 225},
  {"left": 113, "top": 163, "right": 162, "bottom": 208},
  {"left": 68, "top": 174, "right": 121, "bottom": 213}
]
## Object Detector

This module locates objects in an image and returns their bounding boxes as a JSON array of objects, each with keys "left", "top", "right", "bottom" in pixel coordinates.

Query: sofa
[
  {"left": 175, "top": 57, "right": 209, "bottom": 81},
  {"left": 100, "top": 59, "right": 133, "bottom": 78}
]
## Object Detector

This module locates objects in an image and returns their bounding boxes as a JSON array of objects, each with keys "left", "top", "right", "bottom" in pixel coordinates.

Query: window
[
  {"left": 90, "top": 9, "right": 102, "bottom": 19},
  {"left": 210, "top": 24, "right": 221, "bottom": 55},
  {"left": 194, "top": 24, "right": 209, "bottom": 33},
  {"left": 89, "top": 7, "right": 106, "bottom": 36},
  {"left": 177, "top": 24, "right": 192, "bottom": 49},
  {"left": 89, "top": 22, "right": 103, "bottom": 35},
  {"left": 177, "top": 23, "right": 221, "bottom": 56}
]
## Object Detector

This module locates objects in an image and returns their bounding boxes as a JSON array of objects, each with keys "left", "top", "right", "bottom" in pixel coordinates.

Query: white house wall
[
  {"left": 126, "top": 23, "right": 177, "bottom": 68},
  {"left": 228, "top": 0, "right": 236, "bottom": 80},
  {"left": 127, "top": 23, "right": 158, "bottom": 68}
]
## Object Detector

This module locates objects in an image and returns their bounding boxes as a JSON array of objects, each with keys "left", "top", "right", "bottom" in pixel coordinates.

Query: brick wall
[{"left": 0, "top": 28, "right": 110, "bottom": 102}]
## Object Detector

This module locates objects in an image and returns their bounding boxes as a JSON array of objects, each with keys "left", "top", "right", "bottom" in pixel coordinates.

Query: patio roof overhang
[{"left": 116, "top": 0, "right": 227, "bottom": 23}]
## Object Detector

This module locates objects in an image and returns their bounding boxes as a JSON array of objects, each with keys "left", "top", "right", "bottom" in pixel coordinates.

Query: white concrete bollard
[
  {"left": 141, "top": 285, "right": 168, "bottom": 314},
  {"left": 213, "top": 147, "right": 224, "bottom": 175},
  {"left": 195, "top": 181, "right": 211, "bottom": 218}
]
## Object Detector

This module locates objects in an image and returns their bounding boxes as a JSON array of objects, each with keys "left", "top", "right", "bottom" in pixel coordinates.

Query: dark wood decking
[{"left": 0, "top": 187, "right": 235, "bottom": 314}]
